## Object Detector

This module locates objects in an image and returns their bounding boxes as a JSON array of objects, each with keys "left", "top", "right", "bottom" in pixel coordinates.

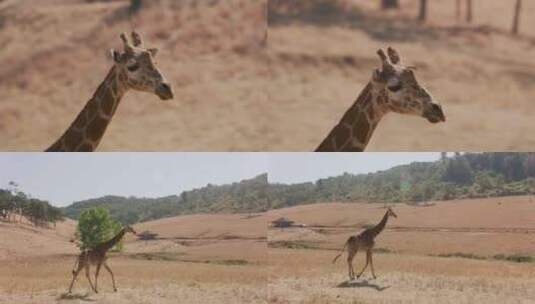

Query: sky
[
  {"left": 268, "top": 152, "right": 440, "bottom": 184},
  {"left": 0, "top": 153, "right": 267, "bottom": 207},
  {"left": 0, "top": 152, "right": 440, "bottom": 207}
]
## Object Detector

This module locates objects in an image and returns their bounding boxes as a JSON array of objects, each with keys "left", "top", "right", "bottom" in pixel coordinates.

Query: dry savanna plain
[
  {"left": 267, "top": 196, "right": 535, "bottom": 303},
  {"left": 0, "top": 0, "right": 268, "bottom": 151},
  {"left": 0, "top": 213, "right": 268, "bottom": 303},
  {"left": 268, "top": 0, "right": 535, "bottom": 151}
]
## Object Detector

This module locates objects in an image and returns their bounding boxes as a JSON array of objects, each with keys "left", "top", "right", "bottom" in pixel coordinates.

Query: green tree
[{"left": 77, "top": 207, "right": 115, "bottom": 250}]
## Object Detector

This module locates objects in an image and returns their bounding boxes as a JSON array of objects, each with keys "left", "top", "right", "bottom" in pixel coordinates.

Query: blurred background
[
  {"left": 267, "top": 0, "right": 535, "bottom": 151},
  {"left": 0, "top": 0, "right": 268, "bottom": 151}
]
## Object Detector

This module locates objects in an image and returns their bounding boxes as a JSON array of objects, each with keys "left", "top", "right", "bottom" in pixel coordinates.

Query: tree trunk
[
  {"left": 512, "top": 0, "right": 522, "bottom": 35},
  {"left": 418, "top": 0, "right": 428, "bottom": 22},
  {"left": 381, "top": 0, "right": 399, "bottom": 10},
  {"left": 466, "top": 0, "right": 473, "bottom": 23}
]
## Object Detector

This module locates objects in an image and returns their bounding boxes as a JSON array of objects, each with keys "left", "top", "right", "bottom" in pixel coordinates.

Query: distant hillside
[
  {"left": 269, "top": 153, "right": 535, "bottom": 209},
  {"left": 63, "top": 174, "right": 268, "bottom": 224}
]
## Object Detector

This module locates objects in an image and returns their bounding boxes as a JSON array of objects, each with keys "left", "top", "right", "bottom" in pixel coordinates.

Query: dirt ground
[
  {"left": 267, "top": 196, "right": 535, "bottom": 303},
  {"left": 267, "top": 0, "right": 535, "bottom": 151},
  {"left": 0, "top": 212, "right": 268, "bottom": 303},
  {"left": 0, "top": 0, "right": 268, "bottom": 151}
]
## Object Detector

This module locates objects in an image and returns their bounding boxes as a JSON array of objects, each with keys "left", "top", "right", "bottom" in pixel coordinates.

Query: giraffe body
[
  {"left": 332, "top": 208, "right": 397, "bottom": 280},
  {"left": 68, "top": 226, "right": 136, "bottom": 294}
]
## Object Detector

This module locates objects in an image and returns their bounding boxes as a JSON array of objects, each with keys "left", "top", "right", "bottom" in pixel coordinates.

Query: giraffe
[
  {"left": 68, "top": 225, "right": 137, "bottom": 294},
  {"left": 315, "top": 47, "right": 445, "bottom": 152},
  {"left": 46, "top": 31, "right": 173, "bottom": 152},
  {"left": 332, "top": 207, "right": 397, "bottom": 280}
]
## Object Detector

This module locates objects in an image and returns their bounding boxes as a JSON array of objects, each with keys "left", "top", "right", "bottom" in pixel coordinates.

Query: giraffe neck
[
  {"left": 369, "top": 211, "right": 390, "bottom": 238},
  {"left": 316, "top": 82, "right": 387, "bottom": 152},
  {"left": 96, "top": 228, "right": 126, "bottom": 253},
  {"left": 46, "top": 67, "right": 127, "bottom": 152}
]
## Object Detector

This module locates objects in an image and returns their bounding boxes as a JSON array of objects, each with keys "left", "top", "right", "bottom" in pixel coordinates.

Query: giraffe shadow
[
  {"left": 336, "top": 279, "right": 390, "bottom": 291},
  {"left": 57, "top": 292, "right": 96, "bottom": 302}
]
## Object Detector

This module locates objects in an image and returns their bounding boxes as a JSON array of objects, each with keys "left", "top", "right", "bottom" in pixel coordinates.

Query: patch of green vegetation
[
  {"left": 434, "top": 252, "right": 487, "bottom": 260},
  {"left": 209, "top": 259, "right": 249, "bottom": 266},
  {"left": 268, "top": 240, "right": 321, "bottom": 250},
  {"left": 373, "top": 247, "right": 392, "bottom": 254},
  {"left": 128, "top": 252, "right": 185, "bottom": 262},
  {"left": 433, "top": 252, "right": 535, "bottom": 264},
  {"left": 494, "top": 254, "right": 535, "bottom": 263}
]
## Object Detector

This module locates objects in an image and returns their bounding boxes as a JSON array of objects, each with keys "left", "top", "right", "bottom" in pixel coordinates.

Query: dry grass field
[
  {"left": 0, "top": 0, "right": 268, "bottom": 151},
  {"left": 0, "top": 212, "right": 268, "bottom": 303},
  {"left": 268, "top": 196, "right": 535, "bottom": 303},
  {"left": 267, "top": 0, "right": 535, "bottom": 151}
]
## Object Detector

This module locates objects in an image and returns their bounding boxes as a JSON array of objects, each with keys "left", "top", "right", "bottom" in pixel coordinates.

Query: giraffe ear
[
  {"left": 147, "top": 48, "right": 159, "bottom": 57},
  {"left": 110, "top": 49, "right": 122, "bottom": 63}
]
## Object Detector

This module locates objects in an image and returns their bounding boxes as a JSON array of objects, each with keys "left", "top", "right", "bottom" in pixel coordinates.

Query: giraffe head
[
  {"left": 124, "top": 225, "right": 137, "bottom": 235},
  {"left": 372, "top": 47, "right": 445, "bottom": 124},
  {"left": 386, "top": 207, "right": 397, "bottom": 218},
  {"left": 110, "top": 32, "right": 173, "bottom": 100}
]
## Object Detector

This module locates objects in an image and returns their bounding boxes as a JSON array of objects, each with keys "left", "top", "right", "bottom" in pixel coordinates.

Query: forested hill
[
  {"left": 63, "top": 173, "right": 268, "bottom": 224},
  {"left": 269, "top": 153, "right": 535, "bottom": 209}
]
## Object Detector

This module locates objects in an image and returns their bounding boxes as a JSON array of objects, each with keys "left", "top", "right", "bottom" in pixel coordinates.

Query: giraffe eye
[
  {"left": 127, "top": 64, "right": 139, "bottom": 72},
  {"left": 388, "top": 83, "right": 402, "bottom": 92}
]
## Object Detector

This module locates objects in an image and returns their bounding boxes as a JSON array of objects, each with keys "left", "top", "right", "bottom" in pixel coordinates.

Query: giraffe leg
[
  {"left": 347, "top": 246, "right": 358, "bottom": 280},
  {"left": 347, "top": 252, "right": 355, "bottom": 280},
  {"left": 68, "top": 263, "right": 83, "bottom": 293},
  {"left": 369, "top": 251, "right": 377, "bottom": 279},
  {"left": 356, "top": 250, "right": 370, "bottom": 279},
  {"left": 103, "top": 262, "right": 118, "bottom": 292},
  {"left": 85, "top": 264, "right": 96, "bottom": 293},
  {"left": 94, "top": 262, "right": 102, "bottom": 293}
]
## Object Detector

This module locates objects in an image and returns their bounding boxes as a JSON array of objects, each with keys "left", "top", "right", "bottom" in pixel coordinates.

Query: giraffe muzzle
[
  {"left": 156, "top": 83, "right": 174, "bottom": 100},
  {"left": 424, "top": 103, "right": 446, "bottom": 124}
]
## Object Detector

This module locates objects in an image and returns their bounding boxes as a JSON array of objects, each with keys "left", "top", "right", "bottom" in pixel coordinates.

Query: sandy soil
[
  {"left": 0, "top": 0, "right": 268, "bottom": 151},
  {"left": 0, "top": 212, "right": 267, "bottom": 303},
  {"left": 267, "top": 0, "right": 535, "bottom": 151}
]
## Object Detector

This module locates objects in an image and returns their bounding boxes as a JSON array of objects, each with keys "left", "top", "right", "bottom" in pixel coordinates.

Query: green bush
[{"left": 77, "top": 207, "right": 122, "bottom": 251}]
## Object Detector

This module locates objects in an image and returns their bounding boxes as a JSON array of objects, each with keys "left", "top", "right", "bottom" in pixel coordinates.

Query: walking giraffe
[
  {"left": 333, "top": 207, "right": 397, "bottom": 280},
  {"left": 68, "top": 226, "right": 137, "bottom": 293}
]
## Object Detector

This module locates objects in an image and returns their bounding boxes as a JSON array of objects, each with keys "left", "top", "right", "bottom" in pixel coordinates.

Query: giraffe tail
[{"left": 332, "top": 240, "right": 349, "bottom": 264}]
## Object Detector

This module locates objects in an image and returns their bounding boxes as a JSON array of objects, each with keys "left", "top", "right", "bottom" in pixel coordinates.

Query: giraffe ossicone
[
  {"left": 316, "top": 47, "right": 445, "bottom": 152},
  {"left": 46, "top": 31, "right": 173, "bottom": 152}
]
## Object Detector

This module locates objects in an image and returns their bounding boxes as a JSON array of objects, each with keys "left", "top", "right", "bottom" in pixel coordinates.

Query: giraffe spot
[
  {"left": 87, "top": 116, "right": 109, "bottom": 142},
  {"left": 340, "top": 106, "right": 360, "bottom": 125},
  {"left": 100, "top": 89, "right": 116, "bottom": 117},
  {"left": 64, "top": 130, "right": 84, "bottom": 150},
  {"left": 77, "top": 142, "right": 94, "bottom": 152},
  {"left": 72, "top": 111, "right": 88, "bottom": 130},
  {"left": 366, "top": 104, "right": 376, "bottom": 118},
  {"left": 334, "top": 124, "right": 351, "bottom": 149},
  {"left": 353, "top": 113, "right": 370, "bottom": 144},
  {"left": 85, "top": 99, "right": 99, "bottom": 122},
  {"left": 345, "top": 144, "right": 364, "bottom": 152}
]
